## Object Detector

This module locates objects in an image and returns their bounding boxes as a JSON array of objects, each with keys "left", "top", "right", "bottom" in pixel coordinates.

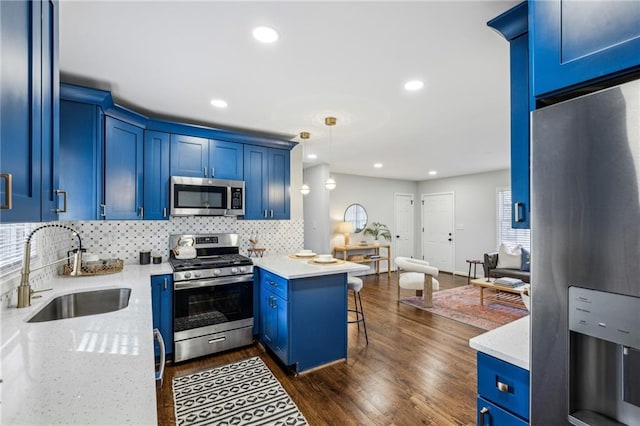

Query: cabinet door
[
  {"left": 268, "top": 148, "right": 290, "bottom": 220},
  {"left": 170, "top": 134, "right": 208, "bottom": 177},
  {"left": 261, "top": 290, "right": 288, "bottom": 364},
  {"left": 510, "top": 34, "right": 530, "bottom": 229},
  {"left": 59, "top": 101, "right": 103, "bottom": 220},
  {"left": 243, "top": 145, "right": 269, "bottom": 219},
  {"left": 477, "top": 397, "right": 528, "bottom": 426},
  {"left": 104, "top": 116, "right": 144, "bottom": 220},
  {"left": 143, "top": 130, "right": 170, "bottom": 220},
  {"left": 532, "top": 1, "right": 640, "bottom": 98},
  {"left": 0, "top": 0, "right": 42, "bottom": 222},
  {"left": 210, "top": 139, "right": 243, "bottom": 180},
  {"left": 40, "top": 0, "right": 60, "bottom": 222},
  {"left": 151, "top": 275, "right": 174, "bottom": 358}
]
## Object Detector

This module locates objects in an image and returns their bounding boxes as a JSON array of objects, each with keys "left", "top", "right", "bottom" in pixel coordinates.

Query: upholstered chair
[{"left": 395, "top": 257, "right": 440, "bottom": 308}]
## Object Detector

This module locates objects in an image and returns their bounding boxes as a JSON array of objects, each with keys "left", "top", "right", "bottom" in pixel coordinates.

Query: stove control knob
[
  {"left": 194, "top": 272, "right": 202, "bottom": 278},
  {"left": 239, "top": 266, "right": 247, "bottom": 273},
  {"left": 184, "top": 272, "right": 192, "bottom": 279},
  {"left": 231, "top": 267, "right": 239, "bottom": 274},
  {"left": 213, "top": 269, "right": 221, "bottom": 276}
]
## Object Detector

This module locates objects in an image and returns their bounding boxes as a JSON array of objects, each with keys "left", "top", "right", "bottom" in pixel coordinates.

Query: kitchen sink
[{"left": 27, "top": 288, "right": 132, "bottom": 323}]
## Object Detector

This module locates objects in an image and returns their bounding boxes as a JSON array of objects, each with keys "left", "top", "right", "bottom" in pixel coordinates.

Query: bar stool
[{"left": 347, "top": 276, "right": 368, "bottom": 344}]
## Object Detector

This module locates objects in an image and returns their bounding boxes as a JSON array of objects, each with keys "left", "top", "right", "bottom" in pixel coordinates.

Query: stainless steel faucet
[{"left": 17, "top": 224, "right": 83, "bottom": 308}]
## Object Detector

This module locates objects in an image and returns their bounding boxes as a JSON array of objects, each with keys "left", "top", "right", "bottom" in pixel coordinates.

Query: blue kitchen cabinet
[
  {"left": 0, "top": 0, "right": 59, "bottom": 223},
  {"left": 488, "top": 2, "right": 530, "bottom": 229},
  {"left": 243, "top": 145, "right": 290, "bottom": 220},
  {"left": 170, "top": 134, "right": 243, "bottom": 180},
  {"left": 59, "top": 100, "right": 103, "bottom": 220},
  {"left": 477, "top": 352, "right": 530, "bottom": 425},
  {"left": 257, "top": 267, "right": 347, "bottom": 373},
  {"left": 143, "top": 130, "right": 170, "bottom": 220},
  {"left": 151, "top": 274, "right": 174, "bottom": 358},
  {"left": 531, "top": 0, "right": 640, "bottom": 98},
  {"left": 104, "top": 117, "right": 144, "bottom": 220}
]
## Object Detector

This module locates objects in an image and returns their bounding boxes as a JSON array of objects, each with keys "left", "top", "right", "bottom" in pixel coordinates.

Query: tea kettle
[{"left": 172, "top": 236, "right": 196, "bottom": 259}]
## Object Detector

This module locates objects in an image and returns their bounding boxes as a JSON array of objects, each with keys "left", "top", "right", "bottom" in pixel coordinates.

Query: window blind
[
  {"left": 498, "top": 189, "right": 531, "bottom": 250},
  {"left": 0, "top": 224, "right": 31, "bottom": 277}
]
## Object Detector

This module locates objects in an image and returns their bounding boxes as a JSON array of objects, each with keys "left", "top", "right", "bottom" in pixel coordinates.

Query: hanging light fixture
[
  {"left": 324, "top": 116, "right": 337, "bottom": 190},
  {"left": 299, "top": 132, "right": 311, "bottom": 195}
]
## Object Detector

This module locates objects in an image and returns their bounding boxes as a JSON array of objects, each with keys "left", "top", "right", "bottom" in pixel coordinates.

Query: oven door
[
  {"left": 170, "top": 176, "right": 228, "bottom": 216},
  {"left": 173, "top": 275, "right": 253, "bottom": 341}
]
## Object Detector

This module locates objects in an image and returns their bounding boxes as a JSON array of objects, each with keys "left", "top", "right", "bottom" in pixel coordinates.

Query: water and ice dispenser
[{"left": 569, "top": 287, "right": 640, "bottom": 425}]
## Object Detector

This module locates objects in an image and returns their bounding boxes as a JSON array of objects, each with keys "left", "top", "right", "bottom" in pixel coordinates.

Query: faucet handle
[{"left": 31, "top": 288, "right": 53, "bottom": 299}]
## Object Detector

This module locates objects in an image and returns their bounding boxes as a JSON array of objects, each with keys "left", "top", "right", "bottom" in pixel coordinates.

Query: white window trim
[{"left": 496, "top": 187, "right": 531, "bottom": 250}]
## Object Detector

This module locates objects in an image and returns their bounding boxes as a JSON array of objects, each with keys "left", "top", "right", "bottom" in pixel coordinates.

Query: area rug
[
  {"left": 173, "top": 356, "right": 308, "bottom": 426},
  {"left": 399, "top": 285, "right": 528, "bottom": 330}
]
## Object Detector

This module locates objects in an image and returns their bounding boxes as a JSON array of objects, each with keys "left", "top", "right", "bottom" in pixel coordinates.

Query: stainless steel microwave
[{"left": 170, "top": 176, "right": 244, "bottom": 216}]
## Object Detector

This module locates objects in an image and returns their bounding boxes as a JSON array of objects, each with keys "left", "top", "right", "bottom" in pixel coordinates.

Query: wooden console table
[{"left": 333, "top": 244, "right": 391, "bottom": 275}]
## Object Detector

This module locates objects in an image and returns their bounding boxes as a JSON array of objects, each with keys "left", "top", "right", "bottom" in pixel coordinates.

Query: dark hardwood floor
[{"left": 156, "top": 272, "right": 485, "bottom": 425}]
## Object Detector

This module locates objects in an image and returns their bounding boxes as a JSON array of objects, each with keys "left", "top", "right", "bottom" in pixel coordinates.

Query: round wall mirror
[{"left": 344, "top": 204, "right": 368, "bottom": 233}]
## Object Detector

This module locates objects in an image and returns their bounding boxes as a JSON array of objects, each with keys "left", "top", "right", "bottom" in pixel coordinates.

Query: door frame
[
  {"left": 421, "top": 191, "right": 455, "bottom": 272},
  {"left": 393, "top": 192, "right": 415, "bottom": 268}
]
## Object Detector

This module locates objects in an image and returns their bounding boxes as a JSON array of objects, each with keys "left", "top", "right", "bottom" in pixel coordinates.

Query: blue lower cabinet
[
  {"left": 478, "top": 397, "right": 528, "bottom": 426},
  {"left": 151, "top": 274, "right": 173, "bottom": 358},
  {"left": 257, "top": 268, "right": 347, "bottom": 372},
  {"left": 477, "top": 352, "right": 529, "bottom": 424}
]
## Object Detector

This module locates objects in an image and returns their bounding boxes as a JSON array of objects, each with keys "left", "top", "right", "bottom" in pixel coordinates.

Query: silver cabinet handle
[
  {"left": 153, "top": 328, "right": 165, "bottom": 386},
  {"left": 54, "top": 189, "right": 67, "bottom": 213},
  {"left": 479, "top": 407, "right": 489, "bottom": 425},
  {"left": 139, "top": 206, "right": 144, "bottom": 217},
  {"left": 211, "top": 167, "right": 215, "bottom": 178},
  {"left": 264, "top": 209, "right": 268, "bottom": 218},
  {"left": 270, "top": 209, "right": 274, "bottom": 218},
  {"left": 497, "top": 381, "right": 510, "bottom": 393},
  {"left": 203, "top": 167, "right": 207, "bottom": 177},
  {"left": 100, "top": 204, "right": 106, "bottom": 217},
  {"left": 163, "top": 277, "right": 168, "bottom": 290},
  {"left": 0, "top": 173, "right": 12, "bottom": 210},
  {"left": 208, "top": 337, "right": 226, "bottom": 344},
  {"left": 514, "top": 202, "right": 523, "bottom": 222},
  {"left": 163, "top": 207, "right": 167, "bottom": 218}
]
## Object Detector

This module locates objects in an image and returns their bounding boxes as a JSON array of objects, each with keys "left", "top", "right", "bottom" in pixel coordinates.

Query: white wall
[
  {"left": 417, "top": 169, "right": 509, "bottom": 276},
  {"left": 302, "top": 164, "right": 331, "bottom": 254}
]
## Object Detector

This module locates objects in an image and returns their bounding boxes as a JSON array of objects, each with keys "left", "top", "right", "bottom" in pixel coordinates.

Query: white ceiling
[{"left": 59, "top": 0, "right": 517, "bottom": 181}]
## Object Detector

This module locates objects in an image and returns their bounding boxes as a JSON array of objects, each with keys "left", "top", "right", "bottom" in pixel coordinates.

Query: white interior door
[
  {"left": 422, "top": 192, "right": 454, "bottom": 272},
  {"left": 394, "top": 193, "right": 414, "bottom": 264}
]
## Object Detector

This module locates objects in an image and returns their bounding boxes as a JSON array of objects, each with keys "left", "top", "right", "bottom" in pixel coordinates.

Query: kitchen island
[
  {"left": 252, "top": 255, "right": 368, "bottom": 373},
  {"left": 0, "top": 263, "right": 171, "bottom": 425}
]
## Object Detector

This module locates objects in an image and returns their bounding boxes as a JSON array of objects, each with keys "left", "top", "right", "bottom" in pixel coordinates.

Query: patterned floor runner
[
  {"left": 173, "top": 357, "right": 308, "bottom": 426},
  {"left": 399, "top": 284, "right": 528, "bottom": 330}
]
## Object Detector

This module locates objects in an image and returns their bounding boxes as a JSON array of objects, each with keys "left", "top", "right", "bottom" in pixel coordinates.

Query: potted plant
[{"left": 363, "top": 222, "right": 391, "bottom": 245}]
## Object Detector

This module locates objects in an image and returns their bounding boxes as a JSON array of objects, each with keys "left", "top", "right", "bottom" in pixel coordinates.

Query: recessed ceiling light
[
  {"left": 252, "top": 26, "right": 279, "bottom": 43},
  {"left": 374, "top": 163, "right": 383, "bottom": 168},
  {"left": 307, "top": 154, "right": 317, "bottom": 160},
  {"left": 210, "top": 99, "right": 228, "bottom": 108},
  {"left": 404, "top": 80, "right": 424, "bottom": 91},
  {"left": 428, "top": 170, "right": 437, "bottom": 176}
]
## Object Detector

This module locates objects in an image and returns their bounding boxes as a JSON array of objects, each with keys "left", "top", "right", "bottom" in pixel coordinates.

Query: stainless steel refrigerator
[{"left": 531, "top": 79, "right": 640, "bottom": 425}]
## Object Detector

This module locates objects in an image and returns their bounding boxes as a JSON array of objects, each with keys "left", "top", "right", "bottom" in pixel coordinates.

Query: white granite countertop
[
  {"left": 0, "top": 263, "right": 172, "bottom": 425},
  {"left": 469, "top": 315, "right": 530, "bottom": 370},
  {"left": 252, "top": 254, "right": 369, "bottom": 279}
]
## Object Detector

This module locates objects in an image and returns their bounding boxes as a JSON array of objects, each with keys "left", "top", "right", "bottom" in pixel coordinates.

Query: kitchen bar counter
[
  {"left": 252, "top": 254, "right": 369, "bottom": 279},
  {"left": 0, "top": 263, "right": 172, "bottom": 425},
  {"left": 469, "top": 315, "right": 530, "bottom": 370}
]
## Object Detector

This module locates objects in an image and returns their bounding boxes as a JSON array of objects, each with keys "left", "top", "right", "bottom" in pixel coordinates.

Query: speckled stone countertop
[
  {"left": 252, "top": 254, "right": 369, "bottom": 279},
  {"left": 0, "top": 263, "right": 172, "bottom": 425},
  {"left": 469, "top": 315, "right": 530, "bottom": 370}
]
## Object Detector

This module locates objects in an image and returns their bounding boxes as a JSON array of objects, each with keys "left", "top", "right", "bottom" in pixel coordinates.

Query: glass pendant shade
[
  {"left": 300, "top": 184, "right": 310, "bottom": 195},
  {"left": 324, "top": 177, "right": 336, "bottom": 190}
]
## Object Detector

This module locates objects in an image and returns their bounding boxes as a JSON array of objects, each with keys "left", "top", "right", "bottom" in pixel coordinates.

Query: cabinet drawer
[
  {"left": 477, "top": 396, "right": 528, "bottom": 426},
  {"left": 260, "top": 269, "right": 288, "bottom": 300},
  {"left": 477, "top": 352, "right": 530, "bottom": 420}
]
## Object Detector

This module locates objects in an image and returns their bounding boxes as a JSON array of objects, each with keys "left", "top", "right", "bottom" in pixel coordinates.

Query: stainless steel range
[{"left": 169, "top": 233, "right": 254, "bottom": 362}]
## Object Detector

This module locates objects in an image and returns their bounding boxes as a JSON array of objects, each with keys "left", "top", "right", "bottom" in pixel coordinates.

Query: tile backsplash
[{"left": 0, "top": 218, "right": 303, "bottom": 306}]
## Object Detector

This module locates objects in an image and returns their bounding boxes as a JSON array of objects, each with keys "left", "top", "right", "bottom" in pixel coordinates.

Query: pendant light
[
  {"left": 299, "top": 131, "right": 311, "bottom": 195},
  {"left": 324, "top": 116, "right": 337, "bottom": 190}
]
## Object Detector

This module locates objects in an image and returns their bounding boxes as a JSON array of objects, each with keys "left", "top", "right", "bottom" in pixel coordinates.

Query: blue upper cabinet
[
  {"left": 489, "top": 2, "right": 530, "bottom": 229},
  {"left": 143, "top": 131, "right": 170, "bottom": 220},
  {"left": 170, "top": 135, "right": 243, "bottom": 180},
  {"left": 531, "top": 0, "right": 640, "bottom": 98},
  {"left": 210, "top": 140, "right": 243, "bottom": 180},
  {"left": 243, "top": 145, "right": 290, "bottom": 220},
  {"left": 0, "top": 0, "right": 59, "bottom": 223},
  {"left": 104, "top": 117, "right": 144, "bottom": 220}
]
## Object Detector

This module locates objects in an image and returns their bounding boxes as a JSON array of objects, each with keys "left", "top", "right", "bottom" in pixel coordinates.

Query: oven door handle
[{"left": 174, "top": 275, "right": 253, "bottom": 290}]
